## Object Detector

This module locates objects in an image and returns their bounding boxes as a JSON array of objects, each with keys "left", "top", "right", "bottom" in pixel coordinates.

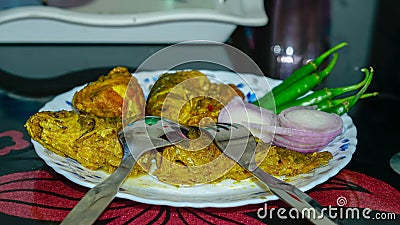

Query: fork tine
[
  {"left": 216, "top": 123, "right": 243, "bottom": 130},
  {"left": 216, "top": 122, "right": 233, "bottom": 128}
]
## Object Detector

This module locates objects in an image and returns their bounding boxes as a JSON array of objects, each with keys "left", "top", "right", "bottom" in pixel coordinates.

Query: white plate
[{"left": 32, "top": 70, "right": 357, "bottom": 208}]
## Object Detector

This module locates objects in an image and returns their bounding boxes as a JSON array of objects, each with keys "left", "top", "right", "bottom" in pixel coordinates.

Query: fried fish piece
[
  {"left": 257, "top": 144, "right": 333, "bottom": 177},
  {"left": 26, "top": 67, "right": 147, "bottom": 177},
  {"left": 146, "top": 70, "right": 244, "bottom": 126},
  {"left": 73, "top": 67, "right": 145, "bottom": 120},
  {"left": 25, "top": 110, "right": 152, "bottom": 177},
  {"left": 152, "top": 130, "right": 333, "bottom": 185}
]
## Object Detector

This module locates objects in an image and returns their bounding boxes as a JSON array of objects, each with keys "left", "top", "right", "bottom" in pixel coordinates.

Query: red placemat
[{"left": 0, "top": 169, "right": 399, "bottom": 224}]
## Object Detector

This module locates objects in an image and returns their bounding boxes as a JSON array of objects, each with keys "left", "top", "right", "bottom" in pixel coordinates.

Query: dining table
[{"left": 0, "top": 63, "right": 399, "bottom": 225}]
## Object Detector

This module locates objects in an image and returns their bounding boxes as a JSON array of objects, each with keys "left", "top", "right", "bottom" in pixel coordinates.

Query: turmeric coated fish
[
  {"left": 73, "top": 66, "right": 145, "bottom": 120},
  {"left": 25, "top": 110, "right": 153, "bottom": 176},
  {"left": 26, "top": 66, "right": 149, "bottom": 177}
]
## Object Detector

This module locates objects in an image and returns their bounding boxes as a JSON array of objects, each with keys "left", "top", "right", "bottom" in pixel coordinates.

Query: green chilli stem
[
  {"left": 317, "top": 92, "right": 378, "bottom": 112},
  {"left": 327, "top": 67, "right": 374, "bottom": 115}
]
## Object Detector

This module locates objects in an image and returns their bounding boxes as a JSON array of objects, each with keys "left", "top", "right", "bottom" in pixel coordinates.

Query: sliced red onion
[
  {"left": 273, "top": 134, "right": 331, "bottom": 149},
  {"left": 218, "top": 101, "right": 343, "bottom": 153},
  {"left": 218, "top": 96, "right": 277, "bottom": 126},
  {"left": 246, "top": 122, "right": 338, "bottom": 139},
  {"left": 273, "top": 106, "right": 343, "bottom": 152},
  {"left": 279, "top": 106, "right": 343, "bottom": 136},
  {"left": 272, "top": 137, "right": 326, "bottom": 153},
  {"left": 277, "top": 134, "right": 336, "bottom": 145},
  {"left": 218, "top": 96, "right": 277, "bottom": 143}
]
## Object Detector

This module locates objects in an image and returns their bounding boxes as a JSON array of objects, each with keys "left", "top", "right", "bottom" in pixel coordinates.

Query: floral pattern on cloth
[
  {"left": 0, "top": 130, "right": 30, "bottom": 156},
  {"left": 0, "top": 169, "right": 398, "bottom": 224}
]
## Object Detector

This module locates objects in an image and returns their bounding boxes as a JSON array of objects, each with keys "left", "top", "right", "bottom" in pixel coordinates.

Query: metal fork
[
  {"left": 61, "top": 116, "right": 190, "bottom": 225},
  {"left": 201, "top": 122, "right": 343, "bottom": 225}
]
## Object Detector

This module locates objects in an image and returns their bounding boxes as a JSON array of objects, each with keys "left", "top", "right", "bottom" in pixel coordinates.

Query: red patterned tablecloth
[{"left": 1, "top": 168, "right": 398, "bottom": 224}]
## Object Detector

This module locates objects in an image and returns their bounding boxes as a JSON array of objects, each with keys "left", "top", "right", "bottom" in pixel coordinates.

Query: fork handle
[
  {"left": 61, "top": 157, "right": 136, "bottom": 225},
  {"left": 252, "top": 167, "right": 342, "bottom": 225}
]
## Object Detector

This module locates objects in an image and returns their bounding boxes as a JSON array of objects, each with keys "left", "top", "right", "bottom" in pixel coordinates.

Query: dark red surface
[{"left": 0, "top": 168, "right": 398, "bottom": 224}]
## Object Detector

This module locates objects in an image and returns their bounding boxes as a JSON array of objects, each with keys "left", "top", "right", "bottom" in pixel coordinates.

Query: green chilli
[
  {"left": 274, "top": 67, "right": 371, "bottom": 114},
  {"left": 257, "top": 53, "right": 339, "bottom": 110}
]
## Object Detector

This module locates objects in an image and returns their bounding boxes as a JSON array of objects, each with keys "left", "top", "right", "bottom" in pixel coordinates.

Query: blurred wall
[
  {"left": 326, "top": 0, "right": 377, "bottom": 87},
  {"left": 367, "top": 0, "right": 400, "bottom": 97}
]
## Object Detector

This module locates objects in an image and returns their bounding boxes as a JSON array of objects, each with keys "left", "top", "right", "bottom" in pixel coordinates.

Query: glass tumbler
[{"left": 266, "top": 0, "right": 331, "bottom": 80}]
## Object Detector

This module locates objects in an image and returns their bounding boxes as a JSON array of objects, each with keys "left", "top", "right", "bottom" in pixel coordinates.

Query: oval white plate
[{"left": 32, "top": 70, "right": 357, "bottom": 208}]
